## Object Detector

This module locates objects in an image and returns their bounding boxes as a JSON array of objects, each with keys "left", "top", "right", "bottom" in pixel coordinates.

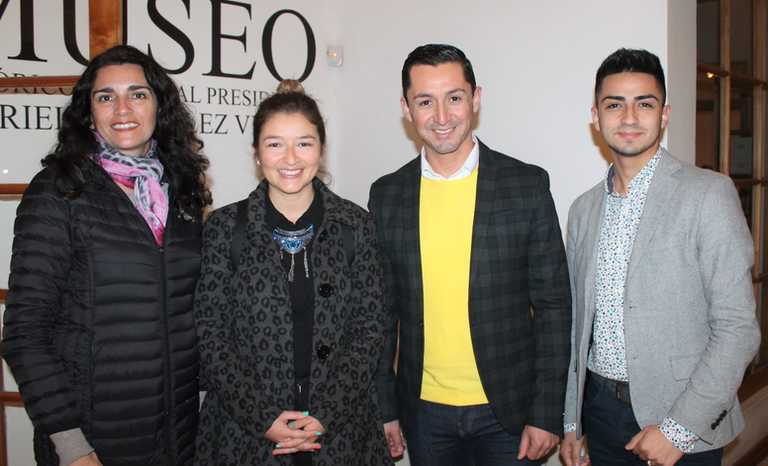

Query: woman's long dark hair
[{"left": 43, "top": 45, "right": 211, "bottom": 213}]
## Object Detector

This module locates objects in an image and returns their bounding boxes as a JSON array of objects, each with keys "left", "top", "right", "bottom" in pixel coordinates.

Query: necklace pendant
[{"left": 272, "top": 224, "right": 314, "bottom": 281}]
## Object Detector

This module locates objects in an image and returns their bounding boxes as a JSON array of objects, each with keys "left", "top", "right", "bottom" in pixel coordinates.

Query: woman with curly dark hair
[{"left": 1, "top": 45, "right": 211, "bottom": 466}]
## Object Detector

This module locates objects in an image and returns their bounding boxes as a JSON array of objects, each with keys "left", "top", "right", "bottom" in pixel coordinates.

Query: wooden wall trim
[
  {"left": 719, "top": 0, "right": 732, "bottom": 174},
  {"left": 732, "top": 435, "right": 768, "bottom": 466},
  {"left": 0, "top": 185, "right": 27, "bottom": 196},
  {"left": 89, "top": 0, "right": 123, "bottom": 57},
  {"left": 0, "top": 76, "right": 78, "bottom": 90},
  {"left": 0, "top": 395, "right": 21, "bottom": 407},
  {"left": 740, "top": 367, "right": 768, "bottom": 399}
]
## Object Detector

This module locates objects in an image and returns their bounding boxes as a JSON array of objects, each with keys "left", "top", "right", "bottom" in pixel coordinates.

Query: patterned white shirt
[
  {"left": 565, "top": 149, "right": 698, "bottom": 452},
  {"left": 588, "top": 150, "right": 661, "bottom": 381}
]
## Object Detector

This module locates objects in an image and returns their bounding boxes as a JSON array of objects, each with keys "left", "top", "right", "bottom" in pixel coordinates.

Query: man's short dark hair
[
  {"left": 401, "top": 44, "right": 477, "bottom": 99},
  {"left": 595, "top": 48, "right": 666, "bottom": 104}
]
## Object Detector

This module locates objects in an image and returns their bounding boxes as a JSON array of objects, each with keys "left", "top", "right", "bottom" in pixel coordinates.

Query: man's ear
[
  {"left": 401, "top": 96, "right": 413, "bottom": 123},
  {"left": 661, "top": 104, "right": 671, "bottom": 130},
  {"left": 472, "top": 86, "right": 482, "bottom": 113},
  {"left": 591, "top": 105, "right": 600, "bottom": 132}
]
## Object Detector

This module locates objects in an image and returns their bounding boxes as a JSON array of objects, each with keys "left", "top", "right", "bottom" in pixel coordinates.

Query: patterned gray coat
[{"left": 194, "top": 180, "right": 393, "bottom": 466}]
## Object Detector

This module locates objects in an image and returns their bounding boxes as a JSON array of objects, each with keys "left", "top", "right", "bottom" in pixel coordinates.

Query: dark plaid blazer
[{"left": 369, "top": 140, "right": 571, "bottom": 436}]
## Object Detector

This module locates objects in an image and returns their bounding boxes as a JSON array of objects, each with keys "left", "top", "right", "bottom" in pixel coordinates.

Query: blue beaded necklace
[{"left": 272, "top": 224, "right": 314, "bottom": 282}]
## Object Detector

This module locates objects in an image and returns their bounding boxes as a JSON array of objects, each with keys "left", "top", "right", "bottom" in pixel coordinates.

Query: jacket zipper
[
  {"left": 97, "top": 164, "right": 177, "bottom": 462},
  {"left": 159, "top": 244, "right": 176, "bottom": 465}
]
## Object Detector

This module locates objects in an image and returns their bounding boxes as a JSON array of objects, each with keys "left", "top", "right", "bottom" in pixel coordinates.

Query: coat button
[
  {"left": 317, "top": 344, "right": 331, "bottom": 361},
  {"left": 318, "top": 284, "right": 334, "bottom": 297}
]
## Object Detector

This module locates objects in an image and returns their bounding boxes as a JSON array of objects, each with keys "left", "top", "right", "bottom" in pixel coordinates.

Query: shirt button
[
  {"left": 316, "top": 344, "right": 331, "bottom": 360},
  {"left": 318, "top": 284, "right": 334, "bottom": 297}
]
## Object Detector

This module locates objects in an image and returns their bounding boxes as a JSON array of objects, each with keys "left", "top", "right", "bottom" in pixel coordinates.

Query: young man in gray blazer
[{"left": 560, "top": 48, "right": 760, "bottom": 466}]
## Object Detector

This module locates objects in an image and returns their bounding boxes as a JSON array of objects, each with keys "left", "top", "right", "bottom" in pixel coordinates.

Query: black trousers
[{"left": 582, "top": 372, "right": 722, "bottom": 466}]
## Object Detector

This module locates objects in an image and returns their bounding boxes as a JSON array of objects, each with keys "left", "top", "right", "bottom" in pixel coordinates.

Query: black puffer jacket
[{"left": 1, "top": 165, "right": 201, "bottom": 466}]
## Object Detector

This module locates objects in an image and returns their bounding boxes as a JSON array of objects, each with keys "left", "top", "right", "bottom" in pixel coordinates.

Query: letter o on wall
[{"left": 262, "top": 9, "right": 317, "bottom": 82}]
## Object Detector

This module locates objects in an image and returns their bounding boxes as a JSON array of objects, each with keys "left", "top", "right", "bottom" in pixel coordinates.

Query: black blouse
[{"left": 265, "top": 193, "right": 324, "bottom": 410}]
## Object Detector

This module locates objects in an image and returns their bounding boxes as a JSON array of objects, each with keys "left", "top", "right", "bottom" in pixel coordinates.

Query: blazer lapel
[
  {"left": 399, "top": 158, "right": 424, "bottom": 300},
  {"left": 626, "top": 150, "right": 681, "bottom": 283},
  {"left": 469, "top": 142, "right": 496, "bottom": 289},
  {"left": 581, "top": 186, "right": 606, "bottom": 330}
]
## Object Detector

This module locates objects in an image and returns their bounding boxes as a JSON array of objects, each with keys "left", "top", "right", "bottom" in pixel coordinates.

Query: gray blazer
[{"left": 563, "top": 149, "right": 760, "bottom": 452}]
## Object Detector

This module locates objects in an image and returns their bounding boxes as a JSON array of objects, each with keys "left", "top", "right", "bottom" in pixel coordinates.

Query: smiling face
[
  {"left": 256, "top": 112, "right": 322, "bottom": 203},
  {"left": 90, "top": 63, "right": 158, "bottom": 156},
  {"left": 592, "top": 71, "right": 669, "bottom": 161},
  {"left": 402, "top": 62, "right": 480, "bottom": 164}
]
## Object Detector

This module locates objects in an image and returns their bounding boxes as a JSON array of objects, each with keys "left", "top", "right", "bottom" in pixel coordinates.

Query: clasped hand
[
  {"left": 626, "top": 426, "right": 683, "bottom": 466},
  {"left": 265, "top": 411, "right": 325, "bottom": 456}
]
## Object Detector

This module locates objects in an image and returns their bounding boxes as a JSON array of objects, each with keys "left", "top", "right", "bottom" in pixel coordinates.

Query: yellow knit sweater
[{"left": 419, "top": 169, "right": 488, "bottom": 405}]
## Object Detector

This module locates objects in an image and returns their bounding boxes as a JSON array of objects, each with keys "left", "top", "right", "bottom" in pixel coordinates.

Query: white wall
[
  {"left": 667, "top": 0, "right": 697, "bottom": 165},
  {"left": 330, "top": 0, "right": 683, "bottom": 224},
  {"left": 0, "top": 1, "right": 694, "bottom": 465}
]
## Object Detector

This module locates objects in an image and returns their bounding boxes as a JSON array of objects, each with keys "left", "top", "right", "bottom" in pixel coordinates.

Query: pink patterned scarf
[{"left": 94, "top": 132, "right": 169, "bottom": 245}]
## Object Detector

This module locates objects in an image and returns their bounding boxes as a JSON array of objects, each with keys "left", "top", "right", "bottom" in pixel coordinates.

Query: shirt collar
[
  {"left": 420, "top": 135, "right": 479, "bottom": 180},
  {"left": 265, "top": 185, "right": 324, "bottom": 231},
  {"left": 604, "top": 147, "right": 664, "bottom": 197}
]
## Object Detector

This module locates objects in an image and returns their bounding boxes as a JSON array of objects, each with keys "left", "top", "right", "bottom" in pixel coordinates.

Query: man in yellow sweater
[{"left": 369, "top": 44, "right": 572, "bottom": 466}]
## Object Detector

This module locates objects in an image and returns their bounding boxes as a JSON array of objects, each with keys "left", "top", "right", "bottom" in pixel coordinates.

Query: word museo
[{"left": 1, "top": 0, "right": 317, "bottom": 81}]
